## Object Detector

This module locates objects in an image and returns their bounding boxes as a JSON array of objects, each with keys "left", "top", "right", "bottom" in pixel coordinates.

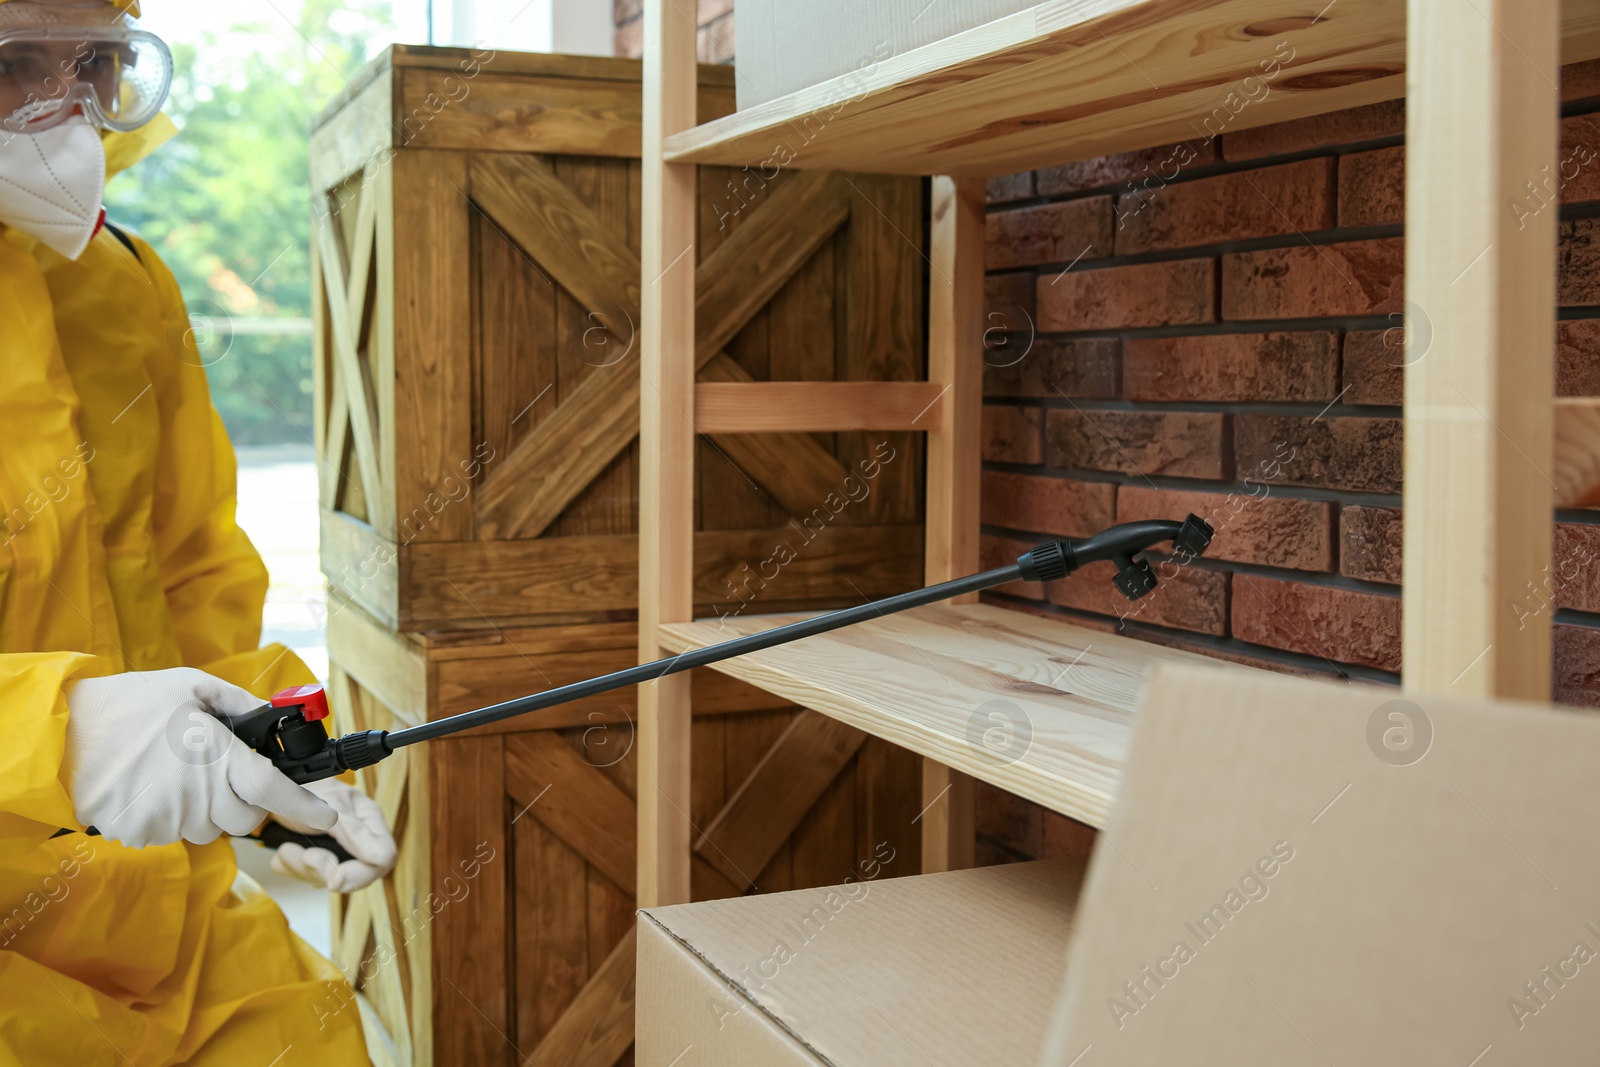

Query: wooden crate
[
  {"left": 325, "top": 596, "right": 924, "bottom": 1066},
  {"left": 310, "top": 45, "right": 927, "bottom": 633},
  {"left": 308, "top": 45, "right": 930, "bottom": 1067}
]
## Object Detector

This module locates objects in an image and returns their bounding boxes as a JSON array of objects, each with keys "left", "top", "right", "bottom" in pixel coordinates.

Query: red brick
[
  {"left": 1559, "top": 115, "right": 1600, "bottom": 205},
  {"left": 1235, "top": 415, "right": 1403, "bottom": 493},
  {"left": 1038, "top": 258, "right": 1215, "bottom": 331},
  {"left": 1555, "top": 523, "right": 1600, "bottom": 613},
  {"left": 1048, "top": 409, "right": 1228, "bottom": 479},
  {"left": 1231, "top": 574, "right": 1401, "bottom": 672},
  {"left": 983, "top": 336, "right": 1119, "bottom": 400},
  {"left": 1554, "top": 624, "right": 1600, "bottom": 707},
  {"left": 1559, "top": 320, "right": 1600, "bottom": 396},
  {"left": 1222, "top": 238, "right": 1405, "bottom": 320},
  {"left": 980, "top": 535, "right": 1043, "bottom": 600},
  {"left": 985, "top": 271, "right": 1037, "bottom": 327},
  {"left": 1036, "top": 139, "right": 1217, "bottom": 196},
  {"left": 976, "top": 780, "right": 1042, "bottom": 856},
  {"left": 1564, "top": 58, "right": 1600, "bottom": 103},
  {"left": 1123, "top": 331, "right": 1337, "bottom": 403},
  {"left": 986, "top": 197, "right": 1112, "bottom": 270},
  {"left": 1118, "top": 485, "right": 1333, "bottom": 571},
  {"left": 1046, "top": 558, "right": 1228, "bottom": 635},
  {"left": 979, "top": 470, "right": 1116, "bottom": 538},
  {"left": 1560, "top": 218, "right": 1600, "bottom": 305},
  {"left": 1115, "top": 158, "right": 1335, "bottom": 254},
  {"left": 1224, "top": 100, "right": 1404, "bottom": 160},
  {"left": 1342, "top": 329, "right": 1404, "bottom": 406},
  {"left": 1040, "top": 811, "right": 1097, "bottom": 860},
  {"left": 1340, "top": 505, "right": 1402, "bottom": 584},
  {"left": 1337, "top": 115, "right": 1600, "bottom": 228},
  {"left": 987, "top": 172, "right": 1034, "bottom": 204},
  {"left": 1337, "top": 145, "right": 1404, "bottom": 227},
  {"left": 982, "top": 404, "right": 1043, "bottom": 464}
]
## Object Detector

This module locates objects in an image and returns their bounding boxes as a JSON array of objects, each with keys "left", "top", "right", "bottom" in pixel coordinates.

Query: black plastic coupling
[
  {"left": 1173, "top": 513, "right": 1215, "bottom": 558},
  {"left": 1018, "top": 540, "right": 1074, "bottom": 583},
  {"left": 333, "top": 730, "right": 392, "bottom": 772}
]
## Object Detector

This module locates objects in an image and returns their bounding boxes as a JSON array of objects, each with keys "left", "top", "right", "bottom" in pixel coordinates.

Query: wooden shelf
[
  {"left": 658, "top": 602, "right": 1253, "bottom": 828},
  {"left": 663, "top": 0, "right": 1600, "bottom": 176}
]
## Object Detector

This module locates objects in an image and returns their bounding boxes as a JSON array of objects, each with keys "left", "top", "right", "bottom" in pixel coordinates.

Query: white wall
[{"left": 429, "top": 0, "right": 612, "bottom": 54}]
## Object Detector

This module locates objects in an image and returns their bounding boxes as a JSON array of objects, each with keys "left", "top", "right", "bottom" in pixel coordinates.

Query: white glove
[
  {"left": 270, "top": 779, "right": 397, "bottom": 893},
  {"left": 63, "top": 667, "right": 337, "bottom": 849}
]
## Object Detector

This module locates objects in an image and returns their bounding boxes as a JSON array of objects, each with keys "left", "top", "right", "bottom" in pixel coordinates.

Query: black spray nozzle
[{"left": 1019, "top": 513, "right": 1215, "bottom": 602}]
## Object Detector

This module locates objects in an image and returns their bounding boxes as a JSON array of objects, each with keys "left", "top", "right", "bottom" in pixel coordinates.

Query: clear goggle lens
[{"left": 0, "top": 26, "right": 172, "bottom": 133}]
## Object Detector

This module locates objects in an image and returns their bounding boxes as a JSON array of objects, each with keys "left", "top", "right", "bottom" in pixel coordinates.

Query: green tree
[{"left": 105, "top": 0, "right": 391, "bottom": 444}]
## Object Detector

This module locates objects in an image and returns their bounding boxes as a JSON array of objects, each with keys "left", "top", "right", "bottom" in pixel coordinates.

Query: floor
[{"left": 231, "top": 444, "right": 334, "bottom": 957}]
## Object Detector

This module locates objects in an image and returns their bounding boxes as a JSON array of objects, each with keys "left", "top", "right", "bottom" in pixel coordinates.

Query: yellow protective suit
[{"left": 0, "top": 119, "right": 370, "bottom": 1065}]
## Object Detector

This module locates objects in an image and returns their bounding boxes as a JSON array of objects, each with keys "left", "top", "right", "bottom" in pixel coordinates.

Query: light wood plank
[
  {"left": 1404, "top": 0, "right": 1559, "bottom": 699},
  {"left": 313, "top": 201, "right": 386, "bottom": 520},
  {"left": 925, "top": 176, "right": 984, "bottom": 596},
  {"left": 923, "top": 175, "right": 985, "bottom": 873},
  {"left": 919, "top": 760, "right": 975, "bottom": 873},
  {"left": 638, "top": 0, "right": 700, "bottom": 911},
  {"left": 693, "top": 381, "right": 948, "bottom": 432},
  {"left": 1555, "top": 396, "right": 1600, "bottom": 507},
  {"left": 659, "top": 604, "right": 1257, "bottom": 829},
  {"left": 662, "top": 0, "right": 1600, "bottom": 176},
  {"left": 694, "top": 355, "right": 857, "bottom": 518},
  {"left": 694, "top": 711, "right": 868, "bottom": 890}
]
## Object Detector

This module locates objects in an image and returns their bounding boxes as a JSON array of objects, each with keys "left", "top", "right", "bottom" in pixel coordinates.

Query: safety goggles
[{"left": 0, "top": 6, "right": 171, "bottom": 133}]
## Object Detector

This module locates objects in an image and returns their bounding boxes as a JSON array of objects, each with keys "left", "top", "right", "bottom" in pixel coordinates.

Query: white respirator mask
[{"left": 0, "top": 114, "right": 105, "bottom": 258}]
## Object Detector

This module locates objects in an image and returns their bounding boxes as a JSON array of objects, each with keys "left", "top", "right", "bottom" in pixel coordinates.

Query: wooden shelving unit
[
  {"left": 637, "top": 0, "right": 1600, "bottom": 909},
  {"left": 630, "top": 0, "right": 1600, "bottom": 1061}
]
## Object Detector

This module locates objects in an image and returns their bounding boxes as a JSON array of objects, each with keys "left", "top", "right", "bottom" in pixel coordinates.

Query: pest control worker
[{"left": 0, "top": 1, "right": 391, "bottom": 1062}]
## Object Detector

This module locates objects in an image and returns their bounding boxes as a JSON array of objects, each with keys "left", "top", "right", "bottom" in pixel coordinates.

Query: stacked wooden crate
[{"left": 309, "top": 45, "right": 929, "bottom": 1066}]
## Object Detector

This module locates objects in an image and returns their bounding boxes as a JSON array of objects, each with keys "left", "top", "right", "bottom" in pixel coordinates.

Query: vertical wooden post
[
  {"left": 638, "top": 0, "right": 699, "bottom": 908},
  {"left": 921, "top": 175, "right": 985, "bottom": 871},
  {"left": 1404, "top": 0, "right": 1558, "bottom": 698}
]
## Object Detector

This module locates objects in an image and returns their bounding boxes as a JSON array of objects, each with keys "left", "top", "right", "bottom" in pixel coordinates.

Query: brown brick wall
[
  {"left": 975, "top": 68, "right": 1600, "bottom": 861},
  {"left": 982, "top": 61, "right": 1600, "bottom": 717}
]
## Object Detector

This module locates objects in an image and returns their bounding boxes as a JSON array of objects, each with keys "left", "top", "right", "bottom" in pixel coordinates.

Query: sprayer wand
[
  {"left": 62, "top": 514, "right": 1213, "bottom": 862},
  {"left": 261, "top": 513, "right": 1214, "bottom": 783}
]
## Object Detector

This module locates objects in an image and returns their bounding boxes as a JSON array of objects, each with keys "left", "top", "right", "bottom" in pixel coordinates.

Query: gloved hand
[
  {"left": 269, "top": 779, "right": 397, "bottom": 893},
  {"left": 63, "top": 667, "right": 337, "bottom": 848}
]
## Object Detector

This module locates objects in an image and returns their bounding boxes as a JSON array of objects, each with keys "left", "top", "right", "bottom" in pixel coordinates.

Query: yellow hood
[{"left": 104, "top": 112, "right": 177, "bottom": 180}]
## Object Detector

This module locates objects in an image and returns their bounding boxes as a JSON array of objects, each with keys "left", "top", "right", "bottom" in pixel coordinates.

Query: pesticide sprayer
[{"left": 70, "top": 514, "right": 1215, "bottom": 861}]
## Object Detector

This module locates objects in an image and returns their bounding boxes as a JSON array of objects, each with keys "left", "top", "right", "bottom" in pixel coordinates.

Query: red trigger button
[{"left": 270, "top": 683, "right": 329, "bottom": 722}]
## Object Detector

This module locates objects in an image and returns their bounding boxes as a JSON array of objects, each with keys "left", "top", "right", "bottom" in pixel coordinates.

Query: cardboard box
[
  {"left": 733, "top": 0, "right": 1041, "bottom": 109},
  {"left": 1044, "top": 664, "right": 1600, "bottom": 1065},
  {"left": 637, "top": 858, "right": 1088, "bottom": 1066}
]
